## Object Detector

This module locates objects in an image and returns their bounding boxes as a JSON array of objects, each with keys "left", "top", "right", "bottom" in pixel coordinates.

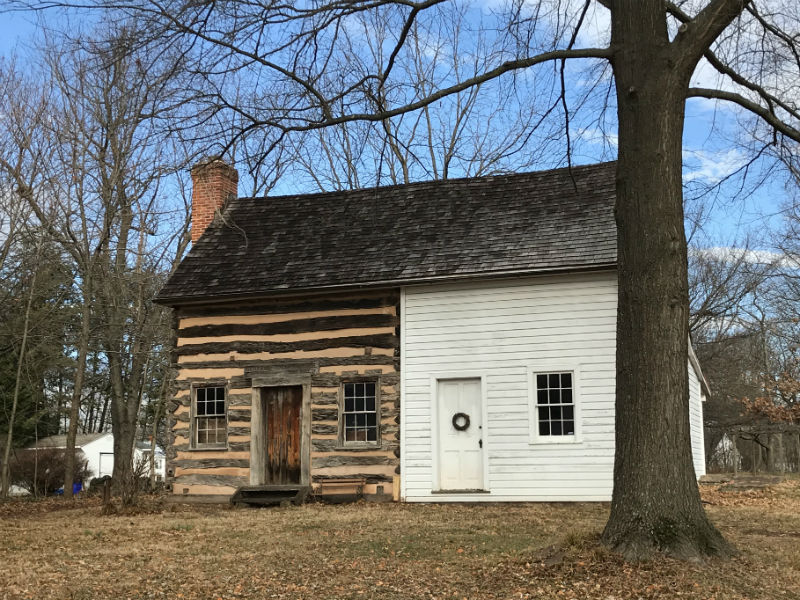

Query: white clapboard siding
[
  {"left": 401, "top": 272, "right": 618, "bottom": 502},
  {"left": 401, "top": 271, "right": 708, "bottom": 502},
  {"left": 688, "top": 360, "right": 707, "bottom": 477}
]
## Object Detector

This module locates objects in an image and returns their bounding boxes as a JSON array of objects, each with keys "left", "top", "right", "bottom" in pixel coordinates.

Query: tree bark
[
  {"left": 766, "top": 434, "right": 775, "bottom": 472},
  {"left": 601, "top": 0, "right": 731, "bottom": 560},
  {"left": 752, "top": 440, "right": 759, "bottom": 473},
  {"left": 97, "top": 392, "right": 110, "bottom": 433}
]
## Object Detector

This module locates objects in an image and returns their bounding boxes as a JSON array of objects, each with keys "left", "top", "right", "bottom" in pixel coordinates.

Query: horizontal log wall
[{"left": 167, "top": 290, "right": 400, "bottom": 497}]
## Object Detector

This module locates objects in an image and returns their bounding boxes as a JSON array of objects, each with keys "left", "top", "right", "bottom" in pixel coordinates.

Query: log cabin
[{"left": 155, "top": 159, "right": 708, "bottom": 504}]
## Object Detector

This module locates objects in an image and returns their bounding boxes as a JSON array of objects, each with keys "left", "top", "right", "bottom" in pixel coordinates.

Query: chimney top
[{"left": 190, "top": 158, "right": 238, "bottom": 243}]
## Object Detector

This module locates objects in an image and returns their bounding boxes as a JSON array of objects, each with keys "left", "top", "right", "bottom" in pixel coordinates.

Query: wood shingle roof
[{"left": 156, "top": 161, "right": 617, "bottom": 305}]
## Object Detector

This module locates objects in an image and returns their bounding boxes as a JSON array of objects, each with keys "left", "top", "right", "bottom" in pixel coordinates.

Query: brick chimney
[{"left": 190, "top": 158, "right": 238, "bottom": 243}]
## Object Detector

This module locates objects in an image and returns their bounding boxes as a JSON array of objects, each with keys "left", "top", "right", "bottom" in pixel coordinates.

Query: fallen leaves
[{"left": 0, "top": 481, "right": 798, "bottom": 599}]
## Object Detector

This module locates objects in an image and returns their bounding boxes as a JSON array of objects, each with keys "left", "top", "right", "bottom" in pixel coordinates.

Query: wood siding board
[
  {"left": 177, "top": 368, "right": 245, "bottom": 380},
  {"left": 176, "top": 450, "right": 250, "bottom": 460},
  {"left": 311, "top": 408, "right": 339, "bottom": 421},
  {"left": 311, "top": 424, "right": 338, "bottom": 435},
  {"left": 174, "top": 442, "right": 250, "bottom": 453},
  {"left": 310, "top": 393, "right": 339, "bottom": 405},
  {"left": 172, "top": 474, "right": 248, "bottom": 486},
  {"left": 176, "top": 334, "right": 398, "bottom": 356},
  {"left": 227, "top": 409, "right": 251, "bottom": 422},
  {"left": 178, "top": 355, "right": 395, "bottom": 372},
  {"left": 312, "top": 455, "right": 396, "bottom": 468},
  {"left": 177, "top": 294, "right": 399, "bottom": 320},
  {"left": 179, "top": 314, "right": 397, "bottom": 338},
  {"left": 313, "top": 474, "right": 393, "bottom": 483},
  {"left": 319, "top": 365, "right": 397, "bottom": 374},
  {"left": 173, "top": 459, "right": 251, "bottom": 469},
  {"left": 177, "top": 347, "right": 394, "bottom": 365},
  {"left": 177, "top": 328, "right": 396, "bottom": 346},
  {"left": 311, "top": 441, "right": 396, "bottom": 453},
  {"left": 175, "top": 468, "right": 249, "bottom": 477}
]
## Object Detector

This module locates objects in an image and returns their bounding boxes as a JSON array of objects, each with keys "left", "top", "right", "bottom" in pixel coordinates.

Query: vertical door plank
[{"left": 265, "top": 386, "right": 302, "bottom": 485}]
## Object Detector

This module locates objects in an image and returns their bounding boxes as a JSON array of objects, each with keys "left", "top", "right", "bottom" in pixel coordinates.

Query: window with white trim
[
  {"left": 193, "top": 386, "right": 227, "bottom": 447},
  {"left": 341, "top": 381, "right": 379, "bottom": 445},
  {"left": 534, "top": 372, "right": 575, "bottom": 437}
]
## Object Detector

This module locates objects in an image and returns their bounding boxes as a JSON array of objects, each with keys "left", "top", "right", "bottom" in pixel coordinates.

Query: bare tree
[
  {"left": 10, "top": 0, "right": 800, "bottom": 558},
  {"left": 1, "top": 24, "right": 195, "bottom": 499},
  {"left": 44, "top": 26, "right": 194, "bottom": 497},
  {"left": 689, "top": 246, "right": 776, "bottom": 336},
  {"left": 284, "top": 6, "right": 566, "bottom": 190}
]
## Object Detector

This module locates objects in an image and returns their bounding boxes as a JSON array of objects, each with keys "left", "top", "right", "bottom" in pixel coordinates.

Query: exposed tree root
[{"left": 602, "top": 515, "right": 734, "bottom": 562}]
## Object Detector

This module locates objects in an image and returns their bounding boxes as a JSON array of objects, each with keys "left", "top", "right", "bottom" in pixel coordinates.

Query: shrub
[{"left": 9, "top": 448, "right": 91, "bottom": 496}]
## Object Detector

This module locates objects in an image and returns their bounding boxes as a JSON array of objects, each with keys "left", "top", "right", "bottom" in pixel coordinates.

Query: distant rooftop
[{"left": 27, "top": 432, "right": 110, "bottom": 449}]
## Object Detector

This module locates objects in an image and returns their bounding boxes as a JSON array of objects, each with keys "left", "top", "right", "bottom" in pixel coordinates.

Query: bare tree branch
[{"left": 687, "top": 87, "right": 800, "bottom": 142}]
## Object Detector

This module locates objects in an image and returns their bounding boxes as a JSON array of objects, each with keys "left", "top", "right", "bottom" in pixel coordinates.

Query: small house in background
[
  {"left": 27, "top": 433, "right": 166, "bottom": 487},
  {"left": 155, "top": 159, "right": 708, "bottom": 504},
  {"left": 29, "top": 433, "right": 115, "bottom": 482}
]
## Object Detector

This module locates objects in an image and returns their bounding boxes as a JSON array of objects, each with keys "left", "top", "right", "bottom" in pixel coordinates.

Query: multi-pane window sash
[
  {"left": 195, "top": 386, "right": 227, "bottom": 447},
  {"left": 535, "top": 373, "right": 575, "bottom": 436},
  {"left": 342, "top": 382, "right": 378, "bottom": 444}
]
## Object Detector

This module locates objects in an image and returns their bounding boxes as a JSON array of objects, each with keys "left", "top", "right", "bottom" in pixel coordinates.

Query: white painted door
[{"left": 437, "top": 378, "right": 484, "bottom": 491}]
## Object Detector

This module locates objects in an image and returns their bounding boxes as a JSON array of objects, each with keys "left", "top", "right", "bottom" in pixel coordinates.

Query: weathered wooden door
[
  {"left": 437, "top": 378, "right": 484, "bottom": 491},
  {"left": 265, "top": 386, "right": 302, "bottom": 484}
]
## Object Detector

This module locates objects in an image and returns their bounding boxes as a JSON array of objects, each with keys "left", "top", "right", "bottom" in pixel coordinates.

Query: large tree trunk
[
  {"left": 106, "top": 200, "right": 149, "bottom": 503},
  {"left": 601, "top": 0, "right": 731, "bottom": 560},
  {"left": 110, "top": 398, "right": 138, "bottom": 490}
]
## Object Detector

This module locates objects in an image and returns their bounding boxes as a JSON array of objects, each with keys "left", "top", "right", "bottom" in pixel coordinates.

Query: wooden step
[{"left": 231, "top": 485, "right": 311, "bottom": 507}]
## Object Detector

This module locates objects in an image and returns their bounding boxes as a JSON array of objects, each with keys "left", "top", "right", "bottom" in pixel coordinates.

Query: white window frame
[
  {"left": 191, "top": 383, "right": 229, "bottom": 449},
  {"left": 527, "top": 363, "right": 582, "bottom": 444},
  {"left": 339, "top": 377, "right": 382, "bottom": 448}
]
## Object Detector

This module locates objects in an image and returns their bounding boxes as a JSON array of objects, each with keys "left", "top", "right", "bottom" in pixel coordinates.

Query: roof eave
[
  {"left": 688, "top": 340, "right": 711, "bottom": 399},
  {"left": 154, "top": 261, "right": 618, "bottom": 307}
]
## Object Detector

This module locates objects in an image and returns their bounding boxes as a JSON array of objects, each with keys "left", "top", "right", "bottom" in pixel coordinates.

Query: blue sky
[
  {"left": 0, "top": 5, "right": 791, "bottom": 252},
  {"left": 0, "top": 9, "right": 39, "bottom": 56}
]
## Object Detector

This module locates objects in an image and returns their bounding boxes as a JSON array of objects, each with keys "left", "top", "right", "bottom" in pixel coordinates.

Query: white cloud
[
  {"left": 575, "top": 126, "right": 618, "bottom": 148},
  {"left": 682, "top": 148, "right": 748, "bottom": 184},
  {"left": 475, "top": 0, "right": 610, "bottom": 47},
  {"left": 574, "top": 2, "right": 611, "bottom": 48},
  {"left": 691, "top": 246, "right": 799, "bottom": 268}
]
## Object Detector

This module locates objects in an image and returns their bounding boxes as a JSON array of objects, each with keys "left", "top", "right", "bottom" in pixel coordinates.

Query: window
[
  {"left": 194, "top": 386, "right": 227, "bottom": 447},
  {"left": 341, "top": 381, "right": 379, "bottom": 445},
  {"left": 534, "top": 372, "right": 576, "bottom": 438}
]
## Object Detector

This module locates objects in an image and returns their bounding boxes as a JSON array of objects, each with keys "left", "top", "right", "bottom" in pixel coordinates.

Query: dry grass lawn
[{"left": 1, "top": 480, "right": 799, "bottom": 600}]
